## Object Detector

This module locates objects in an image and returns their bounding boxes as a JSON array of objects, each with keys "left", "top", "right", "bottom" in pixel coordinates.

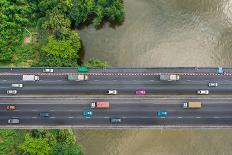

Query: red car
[{"left": 135, "top": 90, "right": 146, "bottom": 95}]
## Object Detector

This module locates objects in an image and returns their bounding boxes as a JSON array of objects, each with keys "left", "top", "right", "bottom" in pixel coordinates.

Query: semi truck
[
  {"left": 91, "top": 101, "right": 110, "bottom": 109},
  {"left": 67, "top": 74, "right": 88, "bottom": 81},
  {"left": 22, "top": 75, "right": 39, "bottom": 81},
  {"left": 160, "top": 74, "right": 180, "bottom": 81},
  {"left": 183, "top": 101, "right": 202, "bottom": 109}
]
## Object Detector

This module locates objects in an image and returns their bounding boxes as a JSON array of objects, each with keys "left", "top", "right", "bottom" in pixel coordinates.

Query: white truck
[
  {"left": 67, "top": 74, "right": 88, "bottom": 81},
  {"left": 159, "top": 74, "right": 180, "bottom": 81},
  {"left": 22, "top": 75, "right": 39, "bottom": 81}
]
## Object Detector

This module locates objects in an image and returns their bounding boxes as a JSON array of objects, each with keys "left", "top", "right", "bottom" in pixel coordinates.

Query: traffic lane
[
  {"left": 3, "top": 102, "right": 232, "bottom": 113},
  {"left": 2, "top": 108, "right": 232, "bottom": 118},
  {"left": 1, "top": 73, "right": 232, "bottom": 82},
  {"left": 3, "top": 86, "right": 232, "bottom": 95},
  {"left": 3, "top": 117, "right": 232, "bottom": 126}
]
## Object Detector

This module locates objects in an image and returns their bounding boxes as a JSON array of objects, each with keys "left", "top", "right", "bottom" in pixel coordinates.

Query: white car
[
  {"left": 7, "top": 90, "right": 17, "bottom": 95},
  {"left": 43, "top": 68, "right": 54, "bottom": 73},
  {"left": 8, "top": 118, "right": 19, "bottom": 124},
  {"left": 11, "top": 84, "right": 23, "bottom": 88},
  {"left": 197, "top": 90, "right": 209, "bottom": 95},
  {"left": 105, "top": 90, "right": 117, "bottom": 95},
  {"left": 208, "top": 82, "right": 218, "bottom": 87}
]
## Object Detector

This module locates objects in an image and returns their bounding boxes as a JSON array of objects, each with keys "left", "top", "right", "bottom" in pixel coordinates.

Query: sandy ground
[{"left": 76, "top": 128, "right": 232, "bottom": 155}]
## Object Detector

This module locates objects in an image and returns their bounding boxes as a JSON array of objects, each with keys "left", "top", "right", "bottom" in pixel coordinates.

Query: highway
[
  {"left": 1, "top": 97, "right": 232, "bottom": 127},
  {"left": 0, "top": 73, "right": 232, "bottom": 95},
  {"left": 0, "top": 67, "right": 232, "bottom": 128}
]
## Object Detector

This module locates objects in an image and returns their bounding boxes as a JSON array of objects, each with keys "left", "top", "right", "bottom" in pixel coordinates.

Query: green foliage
[
  {"left": 0, "top": 129, "right": 17, "bottom": 154},
  {"left": 0, "top": 0, "right": 36, "bottom": 62},
  {"left": 19, "top": 133, "right": 52, "bottom": 155},
  {"left": 35, "top": 52, "right": 78, "bottom": 67},
  {"left": 42, "top": 36, "right": 77, "bottom": 59},
  {"left": 69, "top": 0, "right": 125, "bottom": 26},
  {"left": 84, "top": 58, "right": 111, "bottom": 68}
]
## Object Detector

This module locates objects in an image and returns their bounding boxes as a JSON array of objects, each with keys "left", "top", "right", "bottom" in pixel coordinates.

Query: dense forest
[
  {"left": 0, "top": 0, "right": 124, "bottom": 67},
  {"left": 0, "top": 129, "right": 83, "bottom": 155}
]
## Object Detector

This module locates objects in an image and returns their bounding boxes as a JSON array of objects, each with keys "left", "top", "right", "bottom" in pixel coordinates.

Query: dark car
[
  {"left": 110, "top": 118, "right": 122, "bottom": 123},
  {"left": 39, "top": 112, "right": 49, "bottom": 117}
]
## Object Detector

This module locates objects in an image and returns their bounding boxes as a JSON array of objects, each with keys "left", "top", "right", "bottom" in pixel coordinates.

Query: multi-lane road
[
  {"left": 0, "top": 67, "right": 232, "bottom": 128},
  {"left": 1, "top": 97, "right": 232, "bottom": 127}
]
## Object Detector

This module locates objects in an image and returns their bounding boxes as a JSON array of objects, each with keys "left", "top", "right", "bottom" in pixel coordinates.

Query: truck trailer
[
  {"left": 22, "top": 75, "right": 39, "bottom": 81},
  {"left": 183, "top": 101, "right": 202, "bottom": 109},
  {"left": 91, "top": 102, "right": 110, "bottom": 109},
  {"left": 67, "top": 74, "right": 88, "bottom": 81},
  {"left": 159, "top": 74, "right": 180, "bottom": 81}
]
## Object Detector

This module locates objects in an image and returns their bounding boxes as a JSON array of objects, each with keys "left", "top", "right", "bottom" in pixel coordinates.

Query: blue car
[
  {"left": 156, "top": 111, "right": 168, "bottom": 117},
  {"left": 82, "top": 111, "right": 93, "bottom": 117}
]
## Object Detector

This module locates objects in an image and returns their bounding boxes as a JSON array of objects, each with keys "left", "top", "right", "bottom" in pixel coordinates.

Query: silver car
[
  {"left": 43, "top": 68, "right": 54, "bottom": 73},
  {"left": 8, "top": 118, "right": 19, "bottom": 124},
  {"left": 7, "top": 90, "right": 17, "bottom": 95},
  {"left": 197, "top": 90, "right": 209, "bottom": 95},
  {"left": 11, "top": 84, "right": 23, "bottom": 88},
  {"left": 208, "top": 83, "right": 218, "bottom": 87}
]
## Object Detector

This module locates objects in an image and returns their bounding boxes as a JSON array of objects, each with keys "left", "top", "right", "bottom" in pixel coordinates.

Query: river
[
  {"left": 76, "top": 0, "right": 232, "bottom": 155},
  {"left": 79, "top": 0, "right": 232, "bottom": 67}
]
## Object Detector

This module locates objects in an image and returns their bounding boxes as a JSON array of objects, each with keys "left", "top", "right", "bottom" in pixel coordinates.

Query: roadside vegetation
[
  {"left": 0, "top": 0, "right": 125, "bottom": 67},
  {"left": 0, "top": 129, "right": 83, "bottom": 155}
]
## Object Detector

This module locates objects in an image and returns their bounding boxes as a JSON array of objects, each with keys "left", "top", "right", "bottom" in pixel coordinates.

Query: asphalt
[
  {"left": 1, "top": 97, "right": 232, "bottom": 126},
  {"left": 0, "top": 67, "right": 232, "bottom": 127}
]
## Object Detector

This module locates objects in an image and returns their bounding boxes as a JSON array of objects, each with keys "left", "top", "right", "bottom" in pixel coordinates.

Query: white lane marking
[
  {"left": 112, "top": 80, "right": 117, "bottom": 81},
  {"left": 2, "top": 80, "right": 6, "bottom": 81},
  {"left": 14, "top": 110, "right": 20, "bottom": 111},
  {"left": 10, "top": 97, "right": 232, "bottom": 100},
  {"left": 186, "top": 80, "right": 191, "bottom": 81},
  {"left": 50, "top": 110, "right": 55, "bottom": 111},
  {"left": 50, "top": 117, "right": 56, "bottom": 119},
  {"left": 178, "top": 117, "right": 182, "bottom": 118},
  {"left": 94, "top": 80, "right": 99, "bottom": 81},
  {"left": 32, "top": 110, "right": 38, "bottom": 111},
  {"left": 32, "top": 117, "right": 37, "bottom": 118},
  {"left": 149, "top": 80, "right": 154, "bottom": 82},
  {"left": 68, "top": 117, "right": 73, "bottom": 118},
  {"left": 104, "top": 116, "right": 109, "bottom": 118},
  {"left": 57, "top": 80, "right": 62, "bottom": 81},
  {"left": 214, "top": 116, "right": 219, "bottom": 118},
  {"left": 196, "top": 117, "right": 201, "bottom": 118},
  {"left": 122, "top": 116, "right": 128, "bottom": 118},
  {"left": 68, "top": 110, "right": 73, "bottom": 111}
]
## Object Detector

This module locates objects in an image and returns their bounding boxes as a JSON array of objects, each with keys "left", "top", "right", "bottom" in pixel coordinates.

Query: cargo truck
[
  {"left": 159, "top": 74, "right": 180, "bottom": 81},
  {"left": 67, "top": 74, "right": 88, "bottom": 81},
  {"left": 22, "top": 75, "right": 39, "bottom": 81},
  {"left": 183, "top": 101, "right": 202, "bottom": 109},
  {"left": 91, "top": 101, "right": 110, "bottom": 109}
]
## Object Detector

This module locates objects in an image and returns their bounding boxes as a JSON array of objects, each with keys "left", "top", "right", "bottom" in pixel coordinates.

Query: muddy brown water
[
  {"left": 78, "top": 0, "right": 232, "bottom": 67},
  {"left": 76, "top": 0, "right": 232, "bottom": 154}
]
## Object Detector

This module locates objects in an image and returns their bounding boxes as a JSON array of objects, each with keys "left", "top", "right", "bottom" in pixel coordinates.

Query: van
[{"left": 11, "top": 84, "right": 23, "bottom": 88}]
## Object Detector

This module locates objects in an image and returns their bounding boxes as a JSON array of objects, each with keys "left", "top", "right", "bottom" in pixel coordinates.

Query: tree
[
  {"left": 84, "top": 58, "right": 110, "bottom": 68},
  {"left": 42, "top": 36, "right": 77, "bottom": 59},
  {"left": 19, "top": 133, "right": 52, "bottom": 155},
  {"left": 0, "top": 0, "right": 33, "bottom": 62}
]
